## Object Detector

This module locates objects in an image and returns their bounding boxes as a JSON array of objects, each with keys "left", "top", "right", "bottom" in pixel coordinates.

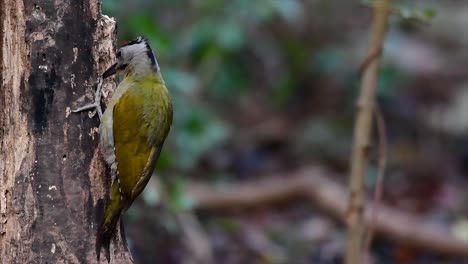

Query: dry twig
[
  {"left": 346, "top": 1, "right": 392, "bottom": 263},
  {"left": 363, "top": 107, "right": 388, "bottom": 262}
]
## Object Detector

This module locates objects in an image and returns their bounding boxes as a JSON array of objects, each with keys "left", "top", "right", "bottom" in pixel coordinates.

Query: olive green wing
[{"left": 113, "top": 91, "right": 160, "bottom": 201}]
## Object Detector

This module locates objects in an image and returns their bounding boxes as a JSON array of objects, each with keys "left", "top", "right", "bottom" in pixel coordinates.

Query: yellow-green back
[{"left": 113, "top": 73, "right": 173, "bottom": 199}]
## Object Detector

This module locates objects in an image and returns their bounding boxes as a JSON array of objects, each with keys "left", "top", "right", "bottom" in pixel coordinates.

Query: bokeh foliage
[
  {"left": 101, "top": 1, "right": 468, "bottom": 263},
  {"left": 103, "top": 0, "right": 316, "bottom": 175}
]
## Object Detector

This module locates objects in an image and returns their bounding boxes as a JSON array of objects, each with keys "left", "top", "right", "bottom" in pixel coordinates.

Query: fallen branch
[{"left": 188, "top": 166, "right": 468, "bottom": 258}]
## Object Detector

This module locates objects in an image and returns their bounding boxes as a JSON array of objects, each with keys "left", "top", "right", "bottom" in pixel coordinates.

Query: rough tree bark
[{"left": 0, "top": 0, "right": 132, "bottom": 263}]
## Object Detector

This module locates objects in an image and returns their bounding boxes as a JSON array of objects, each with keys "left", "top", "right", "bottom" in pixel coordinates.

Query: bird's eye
[{"left": 117, "top": 63, "right": 128, "bottom": 70}]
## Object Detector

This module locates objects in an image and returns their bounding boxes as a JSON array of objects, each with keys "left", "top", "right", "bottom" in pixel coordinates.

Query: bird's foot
[{"left": 72, "top": 77, "right": 104, "bottom": 120}]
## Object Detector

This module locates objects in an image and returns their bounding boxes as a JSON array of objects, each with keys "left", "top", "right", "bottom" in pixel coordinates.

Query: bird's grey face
[{"left": 102, "top": 36, "right": 158, "bottom": 79}]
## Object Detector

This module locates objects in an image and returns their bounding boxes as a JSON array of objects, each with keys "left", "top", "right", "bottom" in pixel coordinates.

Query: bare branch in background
[
  {"left": 363, "top": 107, "right": 388, "bottom": 263},
  {"left": 346, "top": 0, "right": 392, "bottom": 263},
  {"left": 187, "top": 167, "right": 468, "bottom": 258}
]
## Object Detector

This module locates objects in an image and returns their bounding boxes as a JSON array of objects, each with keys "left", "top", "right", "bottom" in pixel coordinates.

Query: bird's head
[{"left": 102, "top": 36, "right": 159, "bottom": 79}]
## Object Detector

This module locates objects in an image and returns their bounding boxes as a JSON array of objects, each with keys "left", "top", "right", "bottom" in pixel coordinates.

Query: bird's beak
[{"left": 102, "top": 62, "right": 118, "bottom": 79}]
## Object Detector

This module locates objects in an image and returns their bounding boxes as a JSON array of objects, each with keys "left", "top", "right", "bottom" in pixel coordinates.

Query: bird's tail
[{"left": 96, "top": 181, "right": 125, "bottom": 262}]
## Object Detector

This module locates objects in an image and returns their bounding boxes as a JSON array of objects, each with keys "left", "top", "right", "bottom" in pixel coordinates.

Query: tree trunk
[{"left": 0, "top": 0, "right": 132, "bottom": 263}]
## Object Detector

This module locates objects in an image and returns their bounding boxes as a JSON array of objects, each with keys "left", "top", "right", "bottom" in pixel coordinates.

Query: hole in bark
[
  {"left": 42, "top": 53, "right": 46, "bottom": 59},
  {"left": 62, "top": 155, "right": 67, "bottom": 161}
]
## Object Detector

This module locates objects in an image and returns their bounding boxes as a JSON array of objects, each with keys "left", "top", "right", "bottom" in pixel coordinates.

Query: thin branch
[
  {"left": 363, "top": 106, "right": 388, "bottom": 263},
  {"left": 346, "top": 1, "right": 392, "bottom": 263}
]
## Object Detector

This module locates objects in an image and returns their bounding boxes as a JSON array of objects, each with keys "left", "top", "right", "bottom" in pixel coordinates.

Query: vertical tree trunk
[{"left": 0, "top": 0, "right": 132, "bottom": 263}]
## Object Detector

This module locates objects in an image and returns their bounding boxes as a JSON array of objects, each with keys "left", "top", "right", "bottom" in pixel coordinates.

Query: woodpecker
[{"left": 74, "top": 36, "right": 173, "bottom": 262}]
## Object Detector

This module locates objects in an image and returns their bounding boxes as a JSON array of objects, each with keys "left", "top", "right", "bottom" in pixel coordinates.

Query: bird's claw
[
  {"left": 72, "top": 77, "right": 104, "bottom": 120},
  {"left": 72, "top": 102, "right": 102, "bottom": 120}
]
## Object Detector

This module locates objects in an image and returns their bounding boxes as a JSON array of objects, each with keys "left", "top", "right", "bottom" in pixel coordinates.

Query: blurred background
[{"left": 102, "top": 0, "right": 468, "bottom": 263}]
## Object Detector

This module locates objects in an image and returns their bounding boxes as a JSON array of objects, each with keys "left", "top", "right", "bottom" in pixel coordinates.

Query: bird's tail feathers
[{"left": 96, "top": 182, "right": 125, "bottom": 262}]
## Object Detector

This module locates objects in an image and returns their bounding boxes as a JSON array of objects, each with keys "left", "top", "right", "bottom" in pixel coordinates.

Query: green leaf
[
  {"left": 422, "top": 8, "right": 436, "bottom": 20},
  {"left": 398, "top": 6, "right": 436, "bottom": 24},
  {"left": 360, "top": 1, "right": 436, "bottom": 24}
]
